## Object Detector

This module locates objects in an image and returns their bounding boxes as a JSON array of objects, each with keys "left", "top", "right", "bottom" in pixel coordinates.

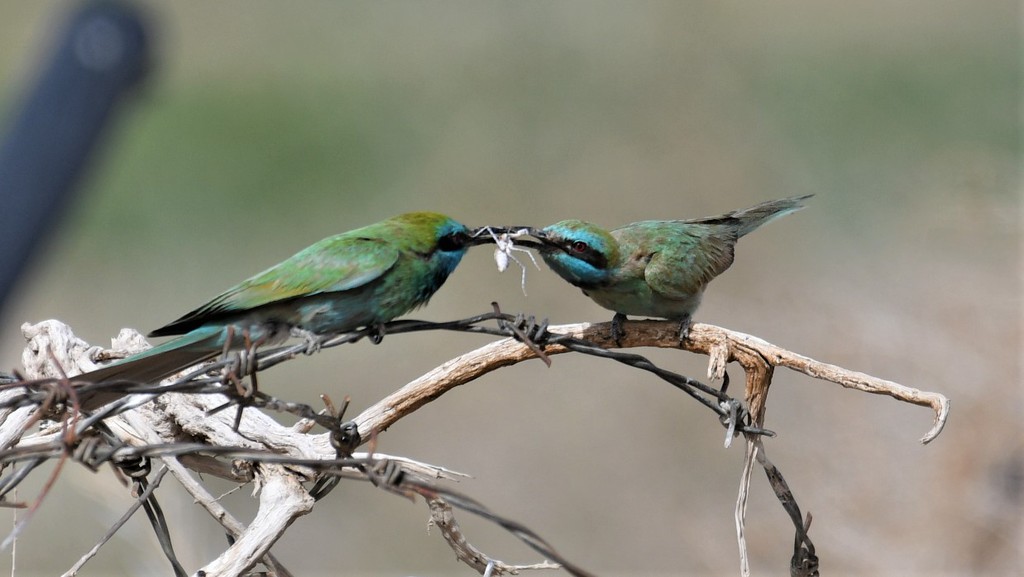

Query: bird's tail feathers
[
  {"left": 73, "top": 327, "right": 224, "bottom": 411},
  {"left": 696, "top": 194, "right": 813, "bottom": 237}
]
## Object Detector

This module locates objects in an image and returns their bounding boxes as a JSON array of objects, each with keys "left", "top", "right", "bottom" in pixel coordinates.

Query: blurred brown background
[{"left": 0, "top": 1, "right": 1018, "bottom": 575}]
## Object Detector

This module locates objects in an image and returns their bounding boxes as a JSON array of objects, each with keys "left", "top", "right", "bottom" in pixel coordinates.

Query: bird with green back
[
  {"left": 75, "top": 212, "right": 496, "bottom": 409},
  {"left": 530, "top": 195, "right": 813, "bottom": 343}
]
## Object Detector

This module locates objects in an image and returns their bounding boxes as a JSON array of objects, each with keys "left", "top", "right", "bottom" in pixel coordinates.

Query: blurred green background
[{"left": 0, "top": 1, "right": 1018, "bottom": 575}]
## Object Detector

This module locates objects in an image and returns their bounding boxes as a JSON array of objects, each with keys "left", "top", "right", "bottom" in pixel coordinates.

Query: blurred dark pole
[{"left": 0, "top": 1, "right": 150, "bottom": 312}]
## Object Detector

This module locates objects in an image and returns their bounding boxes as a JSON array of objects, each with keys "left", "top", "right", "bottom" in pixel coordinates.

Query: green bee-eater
[
  {"left": 532, "top": 195, "right": 812, "bottom": 342},
  {"left": 75, "top": 212, "right": 494, "bottom": 402}
]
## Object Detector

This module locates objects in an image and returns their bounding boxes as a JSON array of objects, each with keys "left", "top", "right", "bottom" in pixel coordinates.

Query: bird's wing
[
  {"left": 151, "top": 236, "right": 400, "bottom": 335},
  {"left": 641, "top": 225, "right": 737, "bottom": 300},
  {"left": 214, "top": 236, "right": 400, "bottom": 309}
]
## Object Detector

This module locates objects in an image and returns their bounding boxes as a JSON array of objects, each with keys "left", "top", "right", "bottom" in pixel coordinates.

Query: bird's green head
[
  {"left": 389, "top": 212, "right": 499, "bottom": 278},
  {"left": 390, "top": 212, "right": 470, "bottom": 250},
  {"left": 535, "top": 220, "right": 619, "bottom": 289}
]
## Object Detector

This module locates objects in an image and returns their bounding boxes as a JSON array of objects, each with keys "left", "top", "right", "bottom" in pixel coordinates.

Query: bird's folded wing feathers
[
  {"left": 643, "top": 228, "right": 736, "bottom": 299},
  {"left": 151, "top": 236, "right": 400, "bottom": 335}
]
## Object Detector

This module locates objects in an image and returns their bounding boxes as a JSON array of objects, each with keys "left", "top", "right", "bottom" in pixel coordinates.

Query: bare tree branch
[
  {"left": 428, "top": 497, "right": 562, "bottom": 575},
  {"left": 355, "top": 319, "right": 948, "bottom": 444},
  {"left": 1, "top": 316, "right": 948, "bottom": 576},
  {"left": 196, "top": 463, "right": 314, "bottom": 577}
]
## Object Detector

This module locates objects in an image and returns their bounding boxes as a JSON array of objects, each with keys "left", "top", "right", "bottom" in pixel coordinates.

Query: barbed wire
[
  {"left": 3, "top": 307, "right": 770, "bottom": 438},
  {"left": 0, "top": 306, "right": 820, "bottom": 575}
]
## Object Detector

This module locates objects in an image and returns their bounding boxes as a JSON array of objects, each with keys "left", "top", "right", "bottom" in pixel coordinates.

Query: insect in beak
[{"left": 470, "top": 226, "right": 544, "bottom": 295}]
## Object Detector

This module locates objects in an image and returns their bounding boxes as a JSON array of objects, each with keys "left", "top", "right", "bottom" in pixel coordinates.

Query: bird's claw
[
  {"left": 610, "top": 313, "right": 627, "bottom": 346},
  {"left": 677, "top": 315, "right": 692, "bottom": 345},
  {"left": 291, "top": 327, "right": 328, "bottom": 355},
  {"left": 369, "top": 323, "right": 386, "bottom": 345},
  {"left": 226, "top": 347, "right": 258, "bottom": 380}
]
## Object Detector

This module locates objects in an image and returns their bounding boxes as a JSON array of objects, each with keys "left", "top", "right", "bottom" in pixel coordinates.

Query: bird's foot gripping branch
[{"left": 1, "top": 309, "right": 947, "bottom": 576}]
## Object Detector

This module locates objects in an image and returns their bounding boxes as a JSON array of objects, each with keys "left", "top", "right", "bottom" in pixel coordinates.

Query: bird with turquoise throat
[
  {"left": 73, "top": 212, "right": 501, "bottom": 410},
  {"left": 529, "top": 195, "right": 813, "bottom": 344}
]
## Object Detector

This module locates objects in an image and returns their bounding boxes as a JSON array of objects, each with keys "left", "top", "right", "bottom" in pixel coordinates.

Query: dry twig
[
  {"left": 428, "top": 497, "right": 562, "bottom": 575},
  {"left": 0, "top": 316, "right": 947, "bottom": 576},
  {"left": 353, "top": 319, "right": 948, "bottom": 445}
]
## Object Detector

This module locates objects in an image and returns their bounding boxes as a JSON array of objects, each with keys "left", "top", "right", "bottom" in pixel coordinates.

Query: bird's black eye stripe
[
  {"left": 437, "top": 231, "right": 469, "bottom": 252},
  {"left": 564, "top": 239, "right": 607, "bottom": 269}
]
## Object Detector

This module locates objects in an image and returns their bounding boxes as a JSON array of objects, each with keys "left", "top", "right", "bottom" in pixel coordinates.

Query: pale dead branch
[
  {"left": 0, "top": 316, "right": 948, "bottom": 576},
  {"left": 355, "top": 319, "right": 948, "bottom": 445}
]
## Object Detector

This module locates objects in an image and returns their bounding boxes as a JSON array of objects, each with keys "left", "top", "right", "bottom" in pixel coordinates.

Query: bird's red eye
[{"left": 570, "top": 240, "right": 588, "bottom": 253}]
